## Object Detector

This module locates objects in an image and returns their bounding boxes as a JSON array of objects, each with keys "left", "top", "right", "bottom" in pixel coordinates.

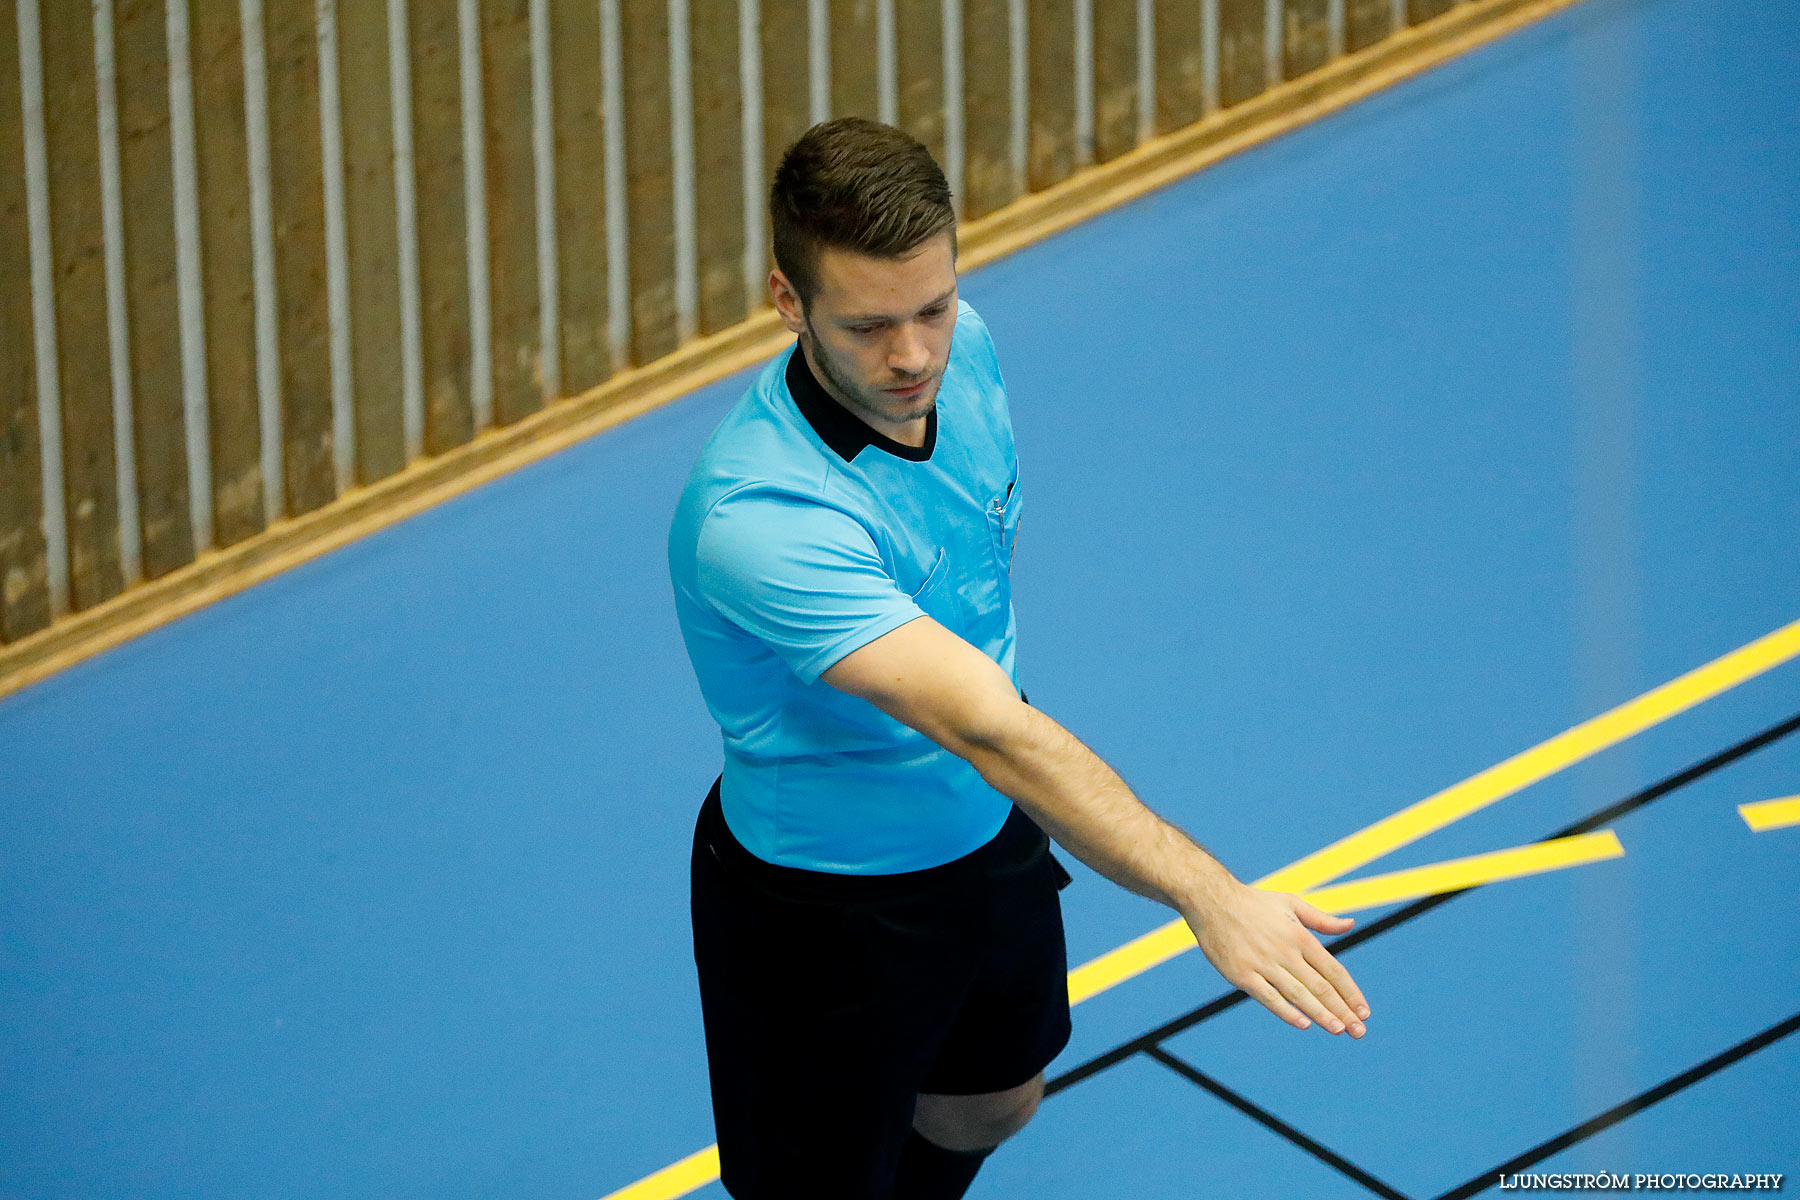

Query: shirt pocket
[
  {"left": 905, "top": 546, "right": 961, "bottom": 629},
  {"left": 908, "top": 546, "right": 949, "bottom": 601}
]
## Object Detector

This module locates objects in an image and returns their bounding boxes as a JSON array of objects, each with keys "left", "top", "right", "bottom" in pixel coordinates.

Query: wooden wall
[{"left": 0, "top": 0, "right": 1477, "bottom": 648}]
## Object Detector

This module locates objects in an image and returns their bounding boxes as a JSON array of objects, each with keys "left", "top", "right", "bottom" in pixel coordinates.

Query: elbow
[{"left": 943, "top": 689, "right": 1032, "bottom": 766}]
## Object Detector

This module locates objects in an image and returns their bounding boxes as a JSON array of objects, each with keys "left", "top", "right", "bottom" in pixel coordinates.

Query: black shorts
[{"left": 690, "top": 776, "right": 1073, "bottom": 1200}]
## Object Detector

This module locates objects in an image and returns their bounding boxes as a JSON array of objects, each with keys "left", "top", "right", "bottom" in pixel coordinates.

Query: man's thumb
[{"left": 1293, "top": 896, "right": 1353, "bottom": 932}]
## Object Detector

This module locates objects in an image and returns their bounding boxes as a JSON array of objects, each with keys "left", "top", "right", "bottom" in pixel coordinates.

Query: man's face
[{"left": 770, "top": 233, "right": 958, "bottom": 440}]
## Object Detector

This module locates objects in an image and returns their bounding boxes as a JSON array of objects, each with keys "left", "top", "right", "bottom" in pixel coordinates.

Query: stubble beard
[{"left": 801, "top": 323, "right": 936, "bottom": 435}]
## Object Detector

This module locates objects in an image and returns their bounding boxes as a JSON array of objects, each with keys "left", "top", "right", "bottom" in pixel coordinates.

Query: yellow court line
[
  {"left": 1066, "top": 615, "right": 1800, "bottom": 1004},
  {"left": 602, "top": 1145, "right": 721, "bottom": 1200},
  {"left": 1065, "top": 837, "right": 1643, "bottom": 1003},
  {"left": 1299, "top": 830, "right": 1623, "bottom": 913},
  {"left": 1739, "top": 796, "right": 1800, "bottom": 833}
]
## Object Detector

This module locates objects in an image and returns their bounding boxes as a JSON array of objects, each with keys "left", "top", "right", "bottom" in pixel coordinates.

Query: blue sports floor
[{"left": 3, "top": 0, "right": 1796, "bottom": 1196}]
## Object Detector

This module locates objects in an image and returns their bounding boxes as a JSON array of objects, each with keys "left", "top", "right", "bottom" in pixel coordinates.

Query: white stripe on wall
[
  {"left": 457, "top": 0, "right": 493, "bottom": 428},
  {"left": 669, "top": 0, "right": 697, "bottom": 343},
  {"left": 1392, "top": 0, "right": 1408, "bottom": 34},
  {"left": 1073, "top": 0, "right": 1094, "bottom": 166},
  {"left": 239, "top": 0, "right": 284, "bottom": 522},
  {"left": 1136, "top": 0, "right": 1153, "bottom": 142},
  {"left": 1008, "top": 0, "right": 1026, "bottom": 195},
  {"left": 531, "top": 0, "right": 561, "bottom": 394},
  {"left": 739, "top": 0, "right": 765, "bottom": 315},
  {"left": 165, "top": 0, "right": 214, "bottom": 550},
  {"left": 387, "top": 0, "right": 425, "bottom": 461},
  {"left": 317, "top": 0, "right": 355, "bottom": 494},
  {"left": 808, "top": 0, "right": 829, "bottom": 124},
  {"left": 877, "top": 0, "right": 897, "bottom": 127},
  {"left": 1265, "top": 0, "right": 1282, "bottom": 89},
  {"left": 17, "top": 0, "right": 68, "bottom": 614},
  {"left": 1329, "top": 0, "right": 1347, "bottom": 56},
  {"left": 599, "top": 0, "right": 629, "bottom": 366},
  {"left": 1202, "top": 0, "right": 1220, "bottom": 114},
  {"left": 941, "top": 0, "right": 963, "bottom": 212},
  {"left": 93, "top": 0, "right": 142, "bottom": 583}
]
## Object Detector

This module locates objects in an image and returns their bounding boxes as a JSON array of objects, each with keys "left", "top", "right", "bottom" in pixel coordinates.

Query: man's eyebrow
[{"left": 837, "top": 288, "right": 957, "bottom": 325}]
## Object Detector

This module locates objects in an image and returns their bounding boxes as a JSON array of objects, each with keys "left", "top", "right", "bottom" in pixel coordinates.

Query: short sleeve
[{"left": 695, "top": 488, "right": 925, "bottom": 684}]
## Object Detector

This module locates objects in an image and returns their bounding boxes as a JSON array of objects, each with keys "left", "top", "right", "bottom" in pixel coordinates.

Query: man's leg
[
  {"left": 892, "top": 1073, "right": 1044, "bottom": 1199},
  {"left": 692, "top": 784, "right": 955, "bottom": 1199},
  {"left": 895, "top": 809, "right": 1071, "bottom": 1199},
  {"left": 911, "top": 1073, "right": 1044, "bottom": 1150}
]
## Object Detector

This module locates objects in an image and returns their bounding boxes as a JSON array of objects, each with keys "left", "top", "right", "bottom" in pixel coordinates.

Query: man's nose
[{"left": 888, "top": 324, "right": 931, "bottom": 376}]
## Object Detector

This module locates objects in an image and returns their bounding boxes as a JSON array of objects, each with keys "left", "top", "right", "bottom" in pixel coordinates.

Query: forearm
[
  {"left": 959, "top": 700, "right": 1239, "bottom": 921},
  {"left": 823, "top": 620, "right": 1369, "bottom": 1035}
]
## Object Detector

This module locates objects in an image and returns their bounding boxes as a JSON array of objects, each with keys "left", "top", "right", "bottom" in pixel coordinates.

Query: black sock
[{"left": 891, "top": 1128, "right": 993, "bottom": 1200}]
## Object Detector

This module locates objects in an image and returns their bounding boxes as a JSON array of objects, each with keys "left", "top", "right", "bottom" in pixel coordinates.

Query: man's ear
[{"left": 769, "top": 270, "right": 806, "bottom": 334}]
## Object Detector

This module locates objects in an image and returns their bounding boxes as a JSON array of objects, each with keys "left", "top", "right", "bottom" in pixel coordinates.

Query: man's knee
[{"left": 911, "top": 1073, "right": 1044, "bottom": 1152}]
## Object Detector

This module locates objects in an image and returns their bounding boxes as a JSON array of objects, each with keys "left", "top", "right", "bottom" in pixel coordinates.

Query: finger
[
  {"left": 1288, "top": 956, "right": 1364, "bottom": 1037},
  {"left": 1291, "top": 895, "right": 1354, "bottom": 935},
  {"left": 1269, "top": 965, "right": 1348, "bottom": 1034},
  {"left": 1300, "top": 937, "right": 1371, "bottom": 1021},
  {"left": 1240, "top": 973, "right": 1313, "bottom": 1031}
]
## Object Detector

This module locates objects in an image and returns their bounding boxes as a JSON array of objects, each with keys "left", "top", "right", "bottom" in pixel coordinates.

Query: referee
[{"left": 668, "top": 117, "right": 1369, "bottom": 1200}]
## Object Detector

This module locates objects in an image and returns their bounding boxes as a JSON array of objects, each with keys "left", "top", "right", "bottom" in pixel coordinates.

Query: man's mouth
[{"left": 883, "top": 378, "right": 932, "bottom": 398}]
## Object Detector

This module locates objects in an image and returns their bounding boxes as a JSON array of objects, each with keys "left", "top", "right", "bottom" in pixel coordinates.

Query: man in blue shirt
[{"left": 670, "top": 118, "right": 1369, "bottom": 1200}]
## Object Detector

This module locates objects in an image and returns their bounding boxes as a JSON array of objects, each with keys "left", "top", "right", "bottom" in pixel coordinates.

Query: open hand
[{"left": 1187, "top": 884, "right": 1370, "bottom": 1037}]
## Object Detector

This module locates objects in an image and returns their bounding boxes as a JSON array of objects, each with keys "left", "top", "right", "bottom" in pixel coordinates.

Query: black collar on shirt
[{"left": 786, "top": 340, "right": 937, "bottom": 464}]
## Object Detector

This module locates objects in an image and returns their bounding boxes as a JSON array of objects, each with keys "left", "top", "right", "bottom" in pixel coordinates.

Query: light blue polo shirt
[{"left": 667, "top": 300, "right": 1025, "bottom": 874}]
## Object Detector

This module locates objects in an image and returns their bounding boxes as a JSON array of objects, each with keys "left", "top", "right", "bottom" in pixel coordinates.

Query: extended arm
[{"left": 822, "top": 615, "right": 1370, "bottom": 1037}]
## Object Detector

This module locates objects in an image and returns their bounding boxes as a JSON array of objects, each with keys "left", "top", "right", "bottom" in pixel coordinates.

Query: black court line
[
  {"left": 1144, "top": 1044, "right": 1417, "bottom": 1200},
  {"left": 1431, "top": 1010, "right": 1800, "bottom": 1200},
  {"left": 1045, "top": 711, "right": 1800, "bottom": 1199},
  {"left": 1046, "top": 708, "right": 1800, "bottom": 1100}
]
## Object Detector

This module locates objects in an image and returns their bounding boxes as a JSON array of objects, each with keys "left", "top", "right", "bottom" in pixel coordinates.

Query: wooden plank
[
  {"left": 548, "top": 0, "right": 612, "bottom": 389},
  {"left": 689, "top": 0, "right": 745, "bottom": 335},
  {"left": 620, "top": 0, "right": 676, "bottom": 363},
  {"left": 960, "top": 0, "right": 1013, "bottom": 218},
  {"left": 893, "top": 0, "right": 945, "bottom": 176},
  {"left": 1284, "top": 0, "right": 1332, "bottom": 79},
  {"left": 1346, "top": 0, "right": 1395, "bottom": 51},
  {"left": 263, "top": 0, "right": 334, "bottom": 517},
  {"left": 0, "top": 0, "right": 52, "bottom": 640},
  {"left": 760, "top": 0, "right": 812, "bottom": 282},
  {"left": 1408, "top": 0, "right": 1457, "bottom": 24},
  {"left": 1218, "top": 0, "right": 1269, "bottom": 107},
  {"left": 759, "top": 0, "right": 812, "bottom": 289},
  {"left": 116, "top": 0, "right": 194, "bottom": 579},
  {"left": 1091, "top": 0, "right": 1138, "bottom": 163},
  {"left": 336, "top": 0, "right": 405, "bottom": 484},
  {"left": 482, "top": 0, "right": 543, "bottom": 422},
  {"left": 829, "top": 0, "right": 879, "bottom": 119},
  {"left": 407, "top": 0, "right": 475, "bottom": 454},
  {"left": 1026, "top": 0, "right": 1075, "bottom": 190},
  {"left": 1155, "top": 0, "right": 1207, "bottom": 134},
  {"left": 191, "top": 0, "right": 266, "bottom": 544},
  {"left": 42, "top": 0, "right": 123, "bottom": 610}
]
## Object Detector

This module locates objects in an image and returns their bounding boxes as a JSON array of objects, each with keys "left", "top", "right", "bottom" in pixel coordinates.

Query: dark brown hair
[{"left": 770, "top": 117, "right": 957, "bottom": 306}]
